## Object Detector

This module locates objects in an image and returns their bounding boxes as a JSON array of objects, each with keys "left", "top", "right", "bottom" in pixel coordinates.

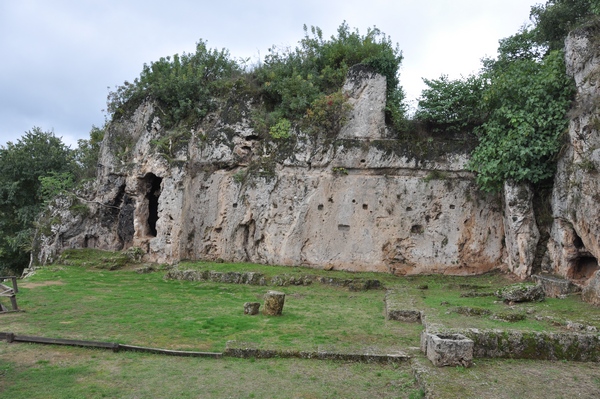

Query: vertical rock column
[
  {"left": 503, "top": 180, "right": 540, "bottom": 279},
  {"left": 263, "top": 291, "right": 285, "bottom": 316}
]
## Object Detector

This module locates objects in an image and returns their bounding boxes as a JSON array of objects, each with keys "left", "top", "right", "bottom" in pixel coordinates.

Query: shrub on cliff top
[
  {"left": 106, "top": 22, "right": 406, "bottom": 135},
  {"left": 106, "top": 41, "right": 241, "bottom": 128},
  {"left": 256, "top": 22, "right": 406, "bottom": 132}
]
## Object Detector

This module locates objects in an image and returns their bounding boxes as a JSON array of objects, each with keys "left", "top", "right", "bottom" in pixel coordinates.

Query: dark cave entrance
[
  {"left": 568, "top": 232, "right": 599, "bottom": 281},
  {"left": 143, "top": 173, "right": 162, "bottom": 237}
]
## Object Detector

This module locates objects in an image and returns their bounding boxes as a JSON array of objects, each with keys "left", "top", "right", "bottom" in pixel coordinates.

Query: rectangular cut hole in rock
[{"left": 338, "top": 224, "right": 350, "bottom": 232}]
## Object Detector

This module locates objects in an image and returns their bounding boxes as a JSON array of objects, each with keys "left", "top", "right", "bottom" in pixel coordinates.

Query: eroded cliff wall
[
  {"left": 36, "top": 66, "right": 507, "bottom": 275},
  {"left": 547, "top": 22, "right": 600, "bottom": 296}
]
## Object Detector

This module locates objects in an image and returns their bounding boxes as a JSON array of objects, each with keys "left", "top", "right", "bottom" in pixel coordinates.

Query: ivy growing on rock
[
  {"left": 470, "top": 47, "right": 575, "bottom": 192},
  {"left": 415, "top": 2, "right": 583, "bottom": 192}
]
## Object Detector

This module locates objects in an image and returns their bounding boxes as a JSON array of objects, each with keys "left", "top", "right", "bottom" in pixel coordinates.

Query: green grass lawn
[
  {"left": 1, "top": 261, "right": 420, "bottom": 352},
  {"left": 4, "top": 249, "right": 600, "bottom": 398},
  {"left": 0, "top": 344, "right": 424, "bottom": 399}
]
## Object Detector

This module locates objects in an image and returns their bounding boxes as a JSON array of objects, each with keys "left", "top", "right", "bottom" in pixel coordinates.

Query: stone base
[
  {"left": 582, "top": 271, "right": 600, "bottom": 306},
  {"left": 387, "top": 309, "right": 422, "bottom": 323},
  {"left": 424, "top": 332, "right": 473, "bottom": 367},
  {"left": 263, "top": 291, "right": 285, "bottom": 316},
  {"left": 244, "top": 302, "right": 260, "bottom": 315},
  {"left": 533, "top": 274, "right": 581, "bottom": 298}
]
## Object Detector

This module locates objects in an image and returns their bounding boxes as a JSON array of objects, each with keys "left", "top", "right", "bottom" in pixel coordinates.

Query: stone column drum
[{"left": 263, "top": 291, "right": 285, "bottom": 316}]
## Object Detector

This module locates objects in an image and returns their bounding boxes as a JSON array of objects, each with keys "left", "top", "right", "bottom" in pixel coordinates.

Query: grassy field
[
  {"left": 3, "top": 249, "right": 600, "bottom": 398},
  {"left": 0, "top": 344, "right": 424, "bottom": 399}
]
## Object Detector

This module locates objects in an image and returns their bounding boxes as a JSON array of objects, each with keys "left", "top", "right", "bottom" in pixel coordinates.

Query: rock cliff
[
  {"left": 36, "top": 65, "right": 508, "bottom": 275},
  {"left": 32, "top": 23, "right": 600, "bottom": 298},
  {"left": 546, "top": 22, "right": 600, "bottom": 296}
]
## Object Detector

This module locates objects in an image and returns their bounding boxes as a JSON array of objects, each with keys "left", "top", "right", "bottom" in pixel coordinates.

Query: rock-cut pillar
[{"left": 502, "top": 180, "right": 540, "bottom": 279}]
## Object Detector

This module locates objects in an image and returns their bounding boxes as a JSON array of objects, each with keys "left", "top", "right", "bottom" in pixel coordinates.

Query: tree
[
  {"left": 414, "top": 74, "right": 487, "bottom": 133},
  {"left": 531, "top": 0, "right": 600, "bottom": 50},
  {"left": 414, "top": 22, "right": 575, "bottom": 192},
  {"left": 106, "top": 41, "right": 241, "bottom": 128},
  {"left": 74, "top": 125, "right": 105, "bottom": 180},
  {"left": 469, "top": 40, "right": 575, "bottom": 191},
  {"left": 0, "top": 128, "right": 75, "bottom": 274},
  {"left": 256, "top": 22, "right": 406, "bottom": 133}
]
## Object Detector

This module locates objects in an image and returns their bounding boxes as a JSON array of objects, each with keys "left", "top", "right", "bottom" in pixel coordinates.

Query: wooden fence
[{"left": 0, "top": 332, "right": 222, "bottom": 358}]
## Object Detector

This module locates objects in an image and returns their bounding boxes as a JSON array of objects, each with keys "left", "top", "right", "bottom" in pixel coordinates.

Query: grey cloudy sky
[{"left": 0, "top": 0, "right": 541, "bottom": 148}]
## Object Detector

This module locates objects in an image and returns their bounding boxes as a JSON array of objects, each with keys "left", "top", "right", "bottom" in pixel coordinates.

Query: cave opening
[
  {"left": 144, "top": 173, "right": 162, "bottom": 237},
  {"left": 570, "top": 256, "right": 600, "bottom": 280},
  {"left": 568, "top": 232, "right": 599, "bottom": 281}
]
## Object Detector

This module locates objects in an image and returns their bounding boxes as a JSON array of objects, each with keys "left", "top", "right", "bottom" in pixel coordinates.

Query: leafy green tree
[
  {"left": 470, "top": 45, "right": 575, "bottom": 191},
  {"left": 415, "top": 21, "right": 576, "bottom": 192},
  {"left": 414, "top": 74, "right": 487, "bottom": 133},
  {"left": 107, "top": 41, "right": 241, "bottom": 127},
  {"left": 0, "top": 128, "right": 75, "bottom": 274},
  {"left": 531, "top": 0, "right": 600, "bottom": 50},
  {"left": 257, "top": 22, "right": 406, "bottom": 132},
  {"left": 74, "top": 125, "right": 105, "bottom": 180}
]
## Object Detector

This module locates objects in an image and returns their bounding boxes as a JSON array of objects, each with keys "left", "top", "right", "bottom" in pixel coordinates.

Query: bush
[
  {"left": 256, "top": 22, "right": 406, "bottom": 134},
  {"left": 531, "top": 0, "right": 600, "bottom": 50},
  {"left": 304, "top": 90, "right": 352, "bottom": 137},
  {"left": 414, "top": 74, "right": 487, "bottom": 133},
  {"left": 469, "top": 49, "right": 574, "bottom": 192},
  {"left": 106, "top": 41, "right": 241, "bottom": 127}
]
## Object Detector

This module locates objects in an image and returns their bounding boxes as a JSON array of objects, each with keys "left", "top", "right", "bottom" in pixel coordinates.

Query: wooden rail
[{"left": 0, "top": 332, "right": 221, "bottom": 358}]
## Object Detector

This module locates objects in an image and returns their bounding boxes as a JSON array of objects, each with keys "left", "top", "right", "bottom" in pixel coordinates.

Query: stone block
[
  {"left": 387, "top": 309, "right": 422, "bottom": 323},
  {"left": 426, "top": 333, "right": 473, "bottom": 367},
  {"left": 263, "top": 291, "right": 285, "bottom": 316},
  {"left": 244, "top": 302, "right": 260, "bottom": 315},
  {"left": 582, "top": 270, "right": 600, "bottom": 306},
  {"left": 533, "top": 274, "right": 581, "bottom": 298}
]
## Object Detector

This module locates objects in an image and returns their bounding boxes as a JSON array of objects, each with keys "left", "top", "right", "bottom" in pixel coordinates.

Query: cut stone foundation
[
  {"left": 533, "top": 274, "right": 581, "bottom": 298},
  {"left": 423, "top": 332, "right": 473, "bottom": 367}
]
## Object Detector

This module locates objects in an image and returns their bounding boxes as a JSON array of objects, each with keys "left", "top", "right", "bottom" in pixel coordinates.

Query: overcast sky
[{"left": 0, "top": 0, "right": 542, "bottom": 148}]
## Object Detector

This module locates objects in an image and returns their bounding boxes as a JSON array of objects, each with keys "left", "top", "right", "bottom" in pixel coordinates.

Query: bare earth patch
[{"left": 18, "top": 281, "right": 65, "bottom": 289}]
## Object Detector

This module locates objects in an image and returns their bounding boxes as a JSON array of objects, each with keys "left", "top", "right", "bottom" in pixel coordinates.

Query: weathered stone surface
[
  {"left": 164, "top": 269, "right": 266, "bottom": 285},
  {"left": 339, "top": 65, "right": 386, "bottom": 140},
  {"left": 263, "top": 290, "right": 285, "bottom": 316},
  {"left": 546, "top": 22, "right": 600, "bottom": 299},
  {"left": 463, "top": 328, "right": 600, "bottom": 362},
  {"left": 243, "top": 302, "right": 260, "bottom": 315},
  {"left": 533, "top": 274, "right": 581, "bottom": 298},
  {"left": 223, "top": 340, "right": 410, "bottom": 363},
  {"left": 387, "top": 309, "right": 422, "bottom": 323},
  {"left": 385, "top": 289, "right": 422, "bottom": 322},
  {"left": 582, "top": 271, "right": 600, "bottom": 306},
  {"left": 495, "top": 283, "right": 545, "bottom": 303},
  {"left": 35, "top": 66, "right": 506, "bottom": 277},
  {"left": 425, "top": 333, "right": 474, "bottom": 367},
  {"left": 503, "top": 180, "right": 539, "bottom": 279}
]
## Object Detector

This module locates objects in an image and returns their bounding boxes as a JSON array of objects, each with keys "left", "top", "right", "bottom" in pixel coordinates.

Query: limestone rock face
[
  {"left": 339, "top": 65, "right": 387, "bottom": 140},
  {"left": 547, "top": 23, "right": 600, "bottom": 292},
  {"left": 35, "top": 66, "right": 507, "bottom": 276},
  {"left": 502, "top": 181, "right": 540, "bottom": 279},
  {"left": 582, "top": 271, "right": 600, "bottom": 306}
]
